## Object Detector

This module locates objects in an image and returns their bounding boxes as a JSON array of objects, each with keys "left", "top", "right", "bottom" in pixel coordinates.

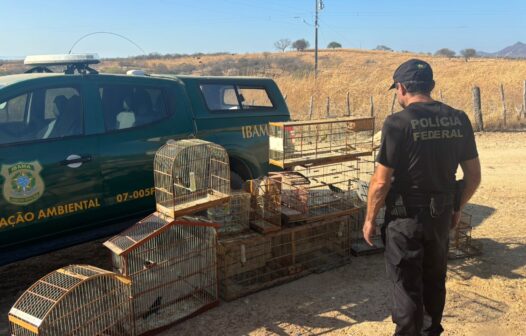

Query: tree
[
  {"left": 435, "top": 48, "right": 456, "bottom": 58},
  {"left": 274, "top": 39, "right": 291, "bottom": 52},
  {"left": 327, "top": 41, "right": 342, "bottom": 49},
  {"left": 460, "top": 48, "right": 477, "bottom": 61},
  {"left": 292, "top": 39, "right": 310, "bottom": 51},
  {"left": 375, "top": 45, "right": 392, "bottom": 51}
]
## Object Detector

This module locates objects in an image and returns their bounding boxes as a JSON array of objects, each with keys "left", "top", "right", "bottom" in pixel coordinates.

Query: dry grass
[{"left": 3, "top": 49, "right": 526, "bottom": 128}]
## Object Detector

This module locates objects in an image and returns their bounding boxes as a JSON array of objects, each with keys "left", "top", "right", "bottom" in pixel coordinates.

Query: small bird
[
  {"left": 328, "top": 184, "right": 344, "bottom": 193},
  {"left": 142, "top": 296, "right": 162, "bottom": 319}
]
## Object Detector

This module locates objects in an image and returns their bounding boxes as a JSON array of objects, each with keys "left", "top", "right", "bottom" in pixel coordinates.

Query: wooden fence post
[
  {"left": 346, "top": 91, "right": 351, "bottom": 116},
  {"left": 439, "top": 89, "right": 444, "bottom": 102},
  {"left": 472, "top": 86, "right": 484, "bottom": 131},
  {"left": 326, "top": 96, "right": 330, "bottom": 118},
  {"left": 522, "top": 80, "right": 526, "bottom": 119},
  {"left": 390, "top": 93, "right": 397, "bottom": 115},
  {"left": 499, "top": 84, "right": 507, "bottom": 128},
  {"left": 309, "top": 95, "right": 314, "bottom": 120},
  {"left": 370, "top": 96, "right": 375, "bottom": 117}
]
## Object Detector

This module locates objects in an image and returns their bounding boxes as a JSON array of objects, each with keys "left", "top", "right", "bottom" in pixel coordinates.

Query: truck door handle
[{"left": 61, "top": 155, "right": 92, "bottom": 167}]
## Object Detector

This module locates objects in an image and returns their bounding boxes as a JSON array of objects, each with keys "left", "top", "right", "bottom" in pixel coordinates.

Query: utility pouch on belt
[{"left": 385, "top": 191, "right": 407, "bottom": 218}]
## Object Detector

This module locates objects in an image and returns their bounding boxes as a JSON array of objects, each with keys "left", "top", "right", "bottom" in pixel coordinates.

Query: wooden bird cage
[
  {"left": 104, "top": 213, "right": 219, "bottom": 335},
  {"left": 272, "top": 162, "right": 361, "bottom": 224},
  {"left": 9, "top": 265, "right": 132, "bottom": 336},
  {"left": 207, "top": 191, "right": 251, "bottom": 235},
  {"left": 244, "top": 177, "right": 282, "bottom": 234},
  {"left": 449, "top": 211, "right": 481, "bottom": 259},
  {"left": 218, "top": 215, "right": 353, "bottom": 301},
  {"left": 268, "top": 117, "right": 375, "bottom": 168},
  {"left": 154, "top": 139, "right": 231, "bottom": 219}
]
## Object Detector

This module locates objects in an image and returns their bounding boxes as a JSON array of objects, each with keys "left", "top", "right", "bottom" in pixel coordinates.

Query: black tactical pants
[{"left": 383, "top": 204, "right": 452, "bottom": 336}]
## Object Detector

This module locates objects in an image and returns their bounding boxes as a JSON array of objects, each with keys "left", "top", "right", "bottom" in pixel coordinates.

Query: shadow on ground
[{"left": 463, "top": 203, "right": 496, "bottom": 227}]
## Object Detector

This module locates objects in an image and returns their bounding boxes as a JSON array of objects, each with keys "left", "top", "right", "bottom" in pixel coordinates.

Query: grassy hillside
[{"left": 3, "top": 49, "right": 526, "bottom": 128}]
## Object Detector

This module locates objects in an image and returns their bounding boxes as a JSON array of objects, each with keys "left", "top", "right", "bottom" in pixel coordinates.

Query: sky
[{"left": 1, "top": 0, "right": 526, "bottom": 58}]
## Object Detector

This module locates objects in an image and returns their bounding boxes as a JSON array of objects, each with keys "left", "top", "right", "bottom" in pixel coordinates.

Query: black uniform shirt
[{"left": 376, "top": 101, "right": 478, "bottom": 194}]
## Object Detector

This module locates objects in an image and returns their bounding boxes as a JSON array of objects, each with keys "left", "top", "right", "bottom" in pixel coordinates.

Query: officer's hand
[
  {"left": 451, "top": 211, "right": 461, "bottom": 229},
  {"left": 363, "top": 221, "right": 376, "bottom": 246}
]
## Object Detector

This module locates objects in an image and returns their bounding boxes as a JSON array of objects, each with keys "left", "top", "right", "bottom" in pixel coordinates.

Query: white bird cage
[
  {"left": 9, "top": 265, "right": 132, "bottom": 336},
  {"left": 104, "top": 213, "right": 220, "bottom": 335},
  {"left": 154, "top": 139, "right": 231, "bottom": 219}
]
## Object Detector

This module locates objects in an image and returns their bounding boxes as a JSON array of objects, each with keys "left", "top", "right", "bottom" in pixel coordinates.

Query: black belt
[{"left": 402, "top": 193, "right": 454, "bottom": 208}]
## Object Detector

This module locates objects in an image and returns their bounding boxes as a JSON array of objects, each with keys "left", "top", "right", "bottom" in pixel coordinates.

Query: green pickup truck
[{"left": 0, "top": 54, "right": 290, "bottom": 262}]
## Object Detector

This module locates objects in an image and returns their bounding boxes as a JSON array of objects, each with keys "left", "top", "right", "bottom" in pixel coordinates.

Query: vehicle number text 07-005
[{"left": 115, "top": 187, "right": 155, "bottom": 203}]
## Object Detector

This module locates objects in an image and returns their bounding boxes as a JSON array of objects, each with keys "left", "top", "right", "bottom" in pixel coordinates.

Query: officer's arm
[
  {"left": 459, "top": 157, "right": 481, "bottom": 208},
  {"left": 363, "top": 163, "right": 394, "bottom": 246}
]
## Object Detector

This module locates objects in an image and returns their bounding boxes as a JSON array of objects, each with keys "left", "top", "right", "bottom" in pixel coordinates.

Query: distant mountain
[{"left": 478, "top": 42, "right": 526, "bottom": 59}]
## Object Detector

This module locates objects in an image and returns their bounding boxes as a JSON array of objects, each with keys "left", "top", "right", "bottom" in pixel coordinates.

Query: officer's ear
[{"left": 398, "top": 83, "right": 408, "bottom": 96}]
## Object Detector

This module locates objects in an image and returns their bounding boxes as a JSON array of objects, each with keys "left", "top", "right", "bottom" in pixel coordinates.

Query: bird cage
[
  {"left": 104, "top": 213, "right": 219, "bottom": 335},
  {"left": 154, "top": 139, "right": 231, "bottom": 219},
  {"left": 218, "top": 215, "right": 352, "bottom": 301},
  {"left": 449, "top": 211, "right": 481, "bottom": 259},
  {"left": 268, "top": 117, "right": 375, "bottom": 168},
  {"left": 207, "top": 191, "right": 251, "bottom": 235},
  {"left": 9, "top": 265, "right": 132, "bottom": 336},
  {"left": 244, "top": 177, "right": 282, "bottom": 233},
  {"left": 348, "top": 206, "right": 385, "bottom": 256},
  {"left": 272, "top": 162, "right": 361, "bottom": 224}
]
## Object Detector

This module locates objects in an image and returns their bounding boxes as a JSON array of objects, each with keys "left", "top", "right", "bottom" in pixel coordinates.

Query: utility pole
[{"left": 314, "top": 0, "right": 323, "bottom": 77}]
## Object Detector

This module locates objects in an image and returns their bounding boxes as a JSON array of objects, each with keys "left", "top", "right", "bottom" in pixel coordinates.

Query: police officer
[{"left": 363, "top": 59, "right": 481, "bottom": 336}]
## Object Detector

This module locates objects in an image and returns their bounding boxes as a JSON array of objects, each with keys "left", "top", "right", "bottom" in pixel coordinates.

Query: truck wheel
[{"left": 230, "top": 171, "right": 244, "bottom": 190}]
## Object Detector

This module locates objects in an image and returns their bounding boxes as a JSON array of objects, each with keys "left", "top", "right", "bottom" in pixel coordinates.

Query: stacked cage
[
  {"left": 206, "top": 191, "right": 251, "bottom": 235},
  {"left": 217, "top": 215, "right": 352, "bottom": 300},
  {"left": 268, "top": 117, "right": 375, "bottom": 168},
  {"left": 244, "top": 177, "right": 282, "bottom": 233},
  {"left": 154, "top": 139, "right": 231, "bottom": 219},
  {"left": 104, "top": 214, "right": 219, "bottom": 335},
  {"left": 449, "top": 211, "right": 481, "bottom": 259},
  {"left": 9, "top": 265, "right": 132, "bottom": 336}
]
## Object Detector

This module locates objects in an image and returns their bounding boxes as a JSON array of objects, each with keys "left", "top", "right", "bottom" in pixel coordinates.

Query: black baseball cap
[{"left": 389, "top": 59, "right": 434, "bottom": 90}]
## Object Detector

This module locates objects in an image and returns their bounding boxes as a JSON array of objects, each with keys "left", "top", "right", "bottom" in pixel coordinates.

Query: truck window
[
  {"left": 0, "top": 86, "right": 82, "bottom": 145},
  {"left": 200, "top": 84, "right": 274, "bottom": 111},
  {"left": 99, "top": 85, "right": 168, "bottom": 131}
]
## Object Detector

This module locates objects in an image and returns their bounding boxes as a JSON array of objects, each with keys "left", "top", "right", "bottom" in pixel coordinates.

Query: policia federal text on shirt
[{"left": 363, "top": 59, "right": 481, "bottom": 336}]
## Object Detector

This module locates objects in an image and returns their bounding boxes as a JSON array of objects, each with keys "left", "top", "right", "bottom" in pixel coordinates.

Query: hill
[{"left": 479, "top": 42, "right": 526, "bottom": 58}]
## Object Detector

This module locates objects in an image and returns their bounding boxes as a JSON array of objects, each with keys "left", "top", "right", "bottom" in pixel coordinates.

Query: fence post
[
  {"left": 346, "top": 91, "right": 351, "bottom": 116},
  {"left": 309, "top": 95, "right": 314, "bottom": 120},
  {"left": 370, "top": 96, "right": 375, "bottom": 117},
  {"left": 522, "top": 80, "right": 526, "bottom": 119},
  {"left": 390, "top": 93, "right": 397, "bottom": 115},
  {"left": 439, "top": 89, "right": 444, "bottom": 102},
  {"left": 499, "top": 84, "right": 507, "bottom": 128},
  {"left": 326, "top": 96, "right": 330, "bottom": 118},
  {"left": 472, "top": 86, "right": 484, "bottom": 131}
]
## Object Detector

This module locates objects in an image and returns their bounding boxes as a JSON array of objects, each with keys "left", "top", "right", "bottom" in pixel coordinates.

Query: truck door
[
  {"left": 94, "top": 76, "right": 193, "bottom": 218},
  {"left": 0, "top": 80, "right": 102, "bottom": 249}
]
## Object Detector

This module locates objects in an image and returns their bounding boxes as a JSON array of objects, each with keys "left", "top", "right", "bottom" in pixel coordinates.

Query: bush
[
  {"left": 435, "top": 48, "right": 456, "bottom": 58},
  {"left": 327, "top": 41, "right": 342, "bottom": 49},
  {"left": 292, "top": 39, "right": 310, "bottom": 51}
]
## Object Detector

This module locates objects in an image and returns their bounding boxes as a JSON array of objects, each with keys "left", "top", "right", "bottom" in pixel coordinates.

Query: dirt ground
[{"left": 1, "top": 132, "right": 525, "bottom": 336}]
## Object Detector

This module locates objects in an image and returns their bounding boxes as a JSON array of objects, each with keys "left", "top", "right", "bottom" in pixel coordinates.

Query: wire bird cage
[
  {"left": 217, "top": 215, "right": 352, "bottom": 301},
  {"left": 207, "top": 191, "right": 251, "bottom": 235},
  {"left": 449, "top": 211, "right": 481, "bottom": 259},
  {"left": 9, "top": 265, "right": 132, "bottom": 336},
  {"left": 154, "top": 139, "right": 231, "bottom": 219},
  {"left": 268, "top": 117, "right": 375, "bottom": 168},
  {"left": 271, "top": 162, "right": 361, "bottom": 224},
  {"left": 243, "top": 177, "right": 282, "bottom": 233},
  {"left": 104, "top": 213, "right": 219, "bottom": 335}
]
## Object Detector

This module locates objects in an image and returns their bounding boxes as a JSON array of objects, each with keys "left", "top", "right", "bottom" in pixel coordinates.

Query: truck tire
[{"left": 230, "top": 171, "right": 245, "bottom": 190}]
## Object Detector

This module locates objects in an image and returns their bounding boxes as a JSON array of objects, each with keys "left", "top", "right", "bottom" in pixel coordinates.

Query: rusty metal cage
[
  {"left": 9, "top": 265, "right": 132, "bottom": 336},
  {"left": 207, "top": 191, "right": 251, "bottom": 235},
  {"left": 449, "top": 211, "right": 481, "bottom": 259},
  {"left": 154, "top": 139, "right": 231, "bottom": 219},
  {"left": 217, "top": 215, "right": 352, "bottom": 301},
  {"left": 104, "top": 213, "right": 219, "bottom": 335},
  {"left": 243, "top": 177, "right": 282, "bottom": 233},
  {"left": 271, "top": 162, "right": 361, "bottom": 224},
  {"left": 268, "top": 117, "right": 375, "bottom": 168}
]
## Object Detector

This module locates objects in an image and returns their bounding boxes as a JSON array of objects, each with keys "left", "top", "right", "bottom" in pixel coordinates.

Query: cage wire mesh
[
  {"left": 217, "top": 215, "right": 352, "bottom": 301},
  {"left": 104, "top": 214, "right": 219, "bottom": 335},
  {"left": 243, "top": 177, "right": 282, "bottom": 232},
  {"left": 207, "top": 191, "right": 251, "bottom": 235},
  {"left": 9, "top": 265, "right": 132, "bottom": 336},
  {"left": 449, "top": 211, "right": 481, "bottom": 259},
  {"left": 154, "top": 139, "right": 231, "bottom": 219},
  {"left": 268, "top": 117, "right": 375, "bottom": 168}
]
